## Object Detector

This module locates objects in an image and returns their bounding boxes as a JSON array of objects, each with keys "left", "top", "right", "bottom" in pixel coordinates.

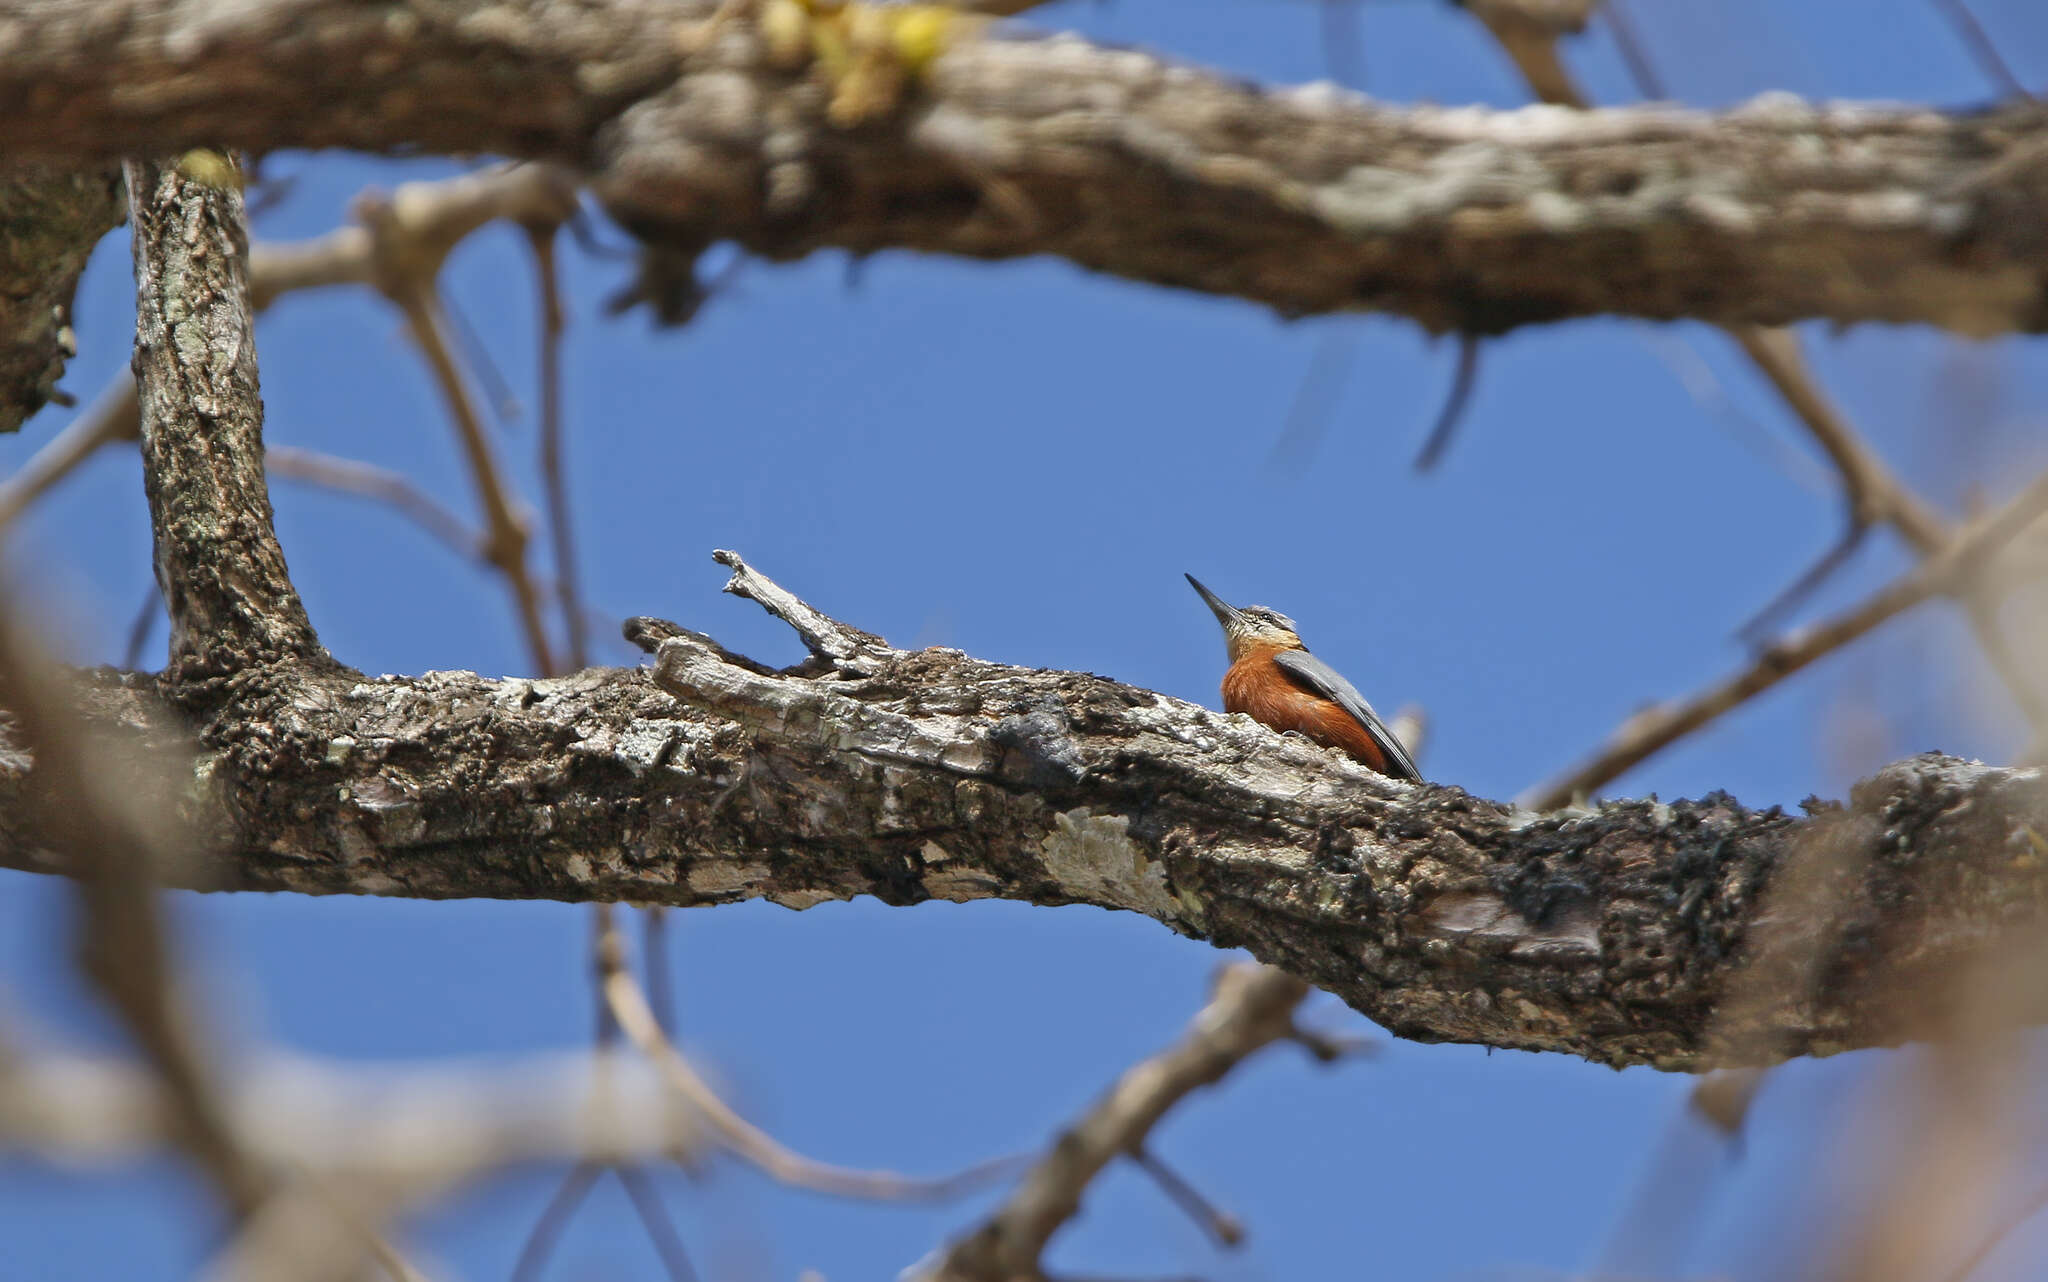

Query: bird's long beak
[{"left": 1185, "top": 574, "right": 1244, "bottom": 633}]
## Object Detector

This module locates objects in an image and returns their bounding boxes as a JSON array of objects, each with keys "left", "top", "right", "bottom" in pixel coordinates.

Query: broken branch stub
[{"left": 713, "top": 549, "right": 889, "bottom": 672}]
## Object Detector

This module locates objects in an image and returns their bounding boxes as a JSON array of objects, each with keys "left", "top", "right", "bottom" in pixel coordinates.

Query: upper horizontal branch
[
  {"left": 2, "top": 571, "right": 2047, "bottom": 1071},
  {"left": 7, "top": 0, "right": 2048, "bottom": 333}
]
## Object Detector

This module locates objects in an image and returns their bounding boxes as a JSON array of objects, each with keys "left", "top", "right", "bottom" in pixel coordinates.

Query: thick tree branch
[
  {"left": 6, "top": 0, "right": 2048, "bottom": 334},
  {"left": 127, "top": 155, "right": 326, "bottom": 685},
  {"left": 1, "top": 553, "right": 2046, "bottom": 1071}
]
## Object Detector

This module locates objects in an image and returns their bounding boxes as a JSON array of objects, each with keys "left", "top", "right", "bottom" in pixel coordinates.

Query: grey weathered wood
[
  {"left": 127, "top": 156, "right": 327, "bottom": 687},
  {"left": 0, "top": 623, "right": 2042, "bottom": 1072},
  {"left": 0, "top": 0, "right": 2044, "bottom": 336}
]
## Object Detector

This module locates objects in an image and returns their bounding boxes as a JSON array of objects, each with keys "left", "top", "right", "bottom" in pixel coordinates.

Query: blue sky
[{"left": 5, "top": 0, "right": 2048, "bottom": 1279}]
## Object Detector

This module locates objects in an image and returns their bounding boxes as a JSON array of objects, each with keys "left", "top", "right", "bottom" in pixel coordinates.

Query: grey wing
[{"left": 1272, "top": 649, "right": 1423, "bottom": 782}]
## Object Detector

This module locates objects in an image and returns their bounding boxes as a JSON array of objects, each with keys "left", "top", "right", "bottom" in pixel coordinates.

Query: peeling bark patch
[{"left": 1040, "top": 808, "right": 1189, "bottom": 925}]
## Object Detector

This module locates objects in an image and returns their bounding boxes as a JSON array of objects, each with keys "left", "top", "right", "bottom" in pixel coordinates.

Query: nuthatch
[{"left": 1186, "top": 574, "right": 1420, "bottom": 782}]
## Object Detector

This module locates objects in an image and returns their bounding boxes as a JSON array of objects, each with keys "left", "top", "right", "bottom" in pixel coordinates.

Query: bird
[{"left": 1185, "top": 573, "right": 1421, "bottom": 782}]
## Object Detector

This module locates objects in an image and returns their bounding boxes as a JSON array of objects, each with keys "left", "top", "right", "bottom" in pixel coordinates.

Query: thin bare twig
[
  {"left": 269, "top": 164, "right": 578, "bottom": 677},
  {"left": 1736, "top": 519, "right": 1870, "bottom": 646},
  {"left": 1731, "top": 326, "right": 1948, "bottom": 556},
  {"left": 1637, "top": 333, "right": 1834, "bottom": 498},
  {"left": 1412, "top": 333, "right": 1482, "bottom": 472},
  {"left": 1599, "top": 0, "right": 1668, "bottom": 99},
  {"left": 385, "top": 284, "right": 557, "bottom": 675},
  {"left": 264, "top": 446, "right": 614, "bottom": 652},
  {"left": 596, "top": 909, "right": 1025, "bottom": 1202},
  {"left": 443, "top": 292, "right": 524, "bottom": 425},
  {"left": 1317, "top": 0, "right": 1367, "bottom": 88},
  {"left": 517, "top": 897, "right": 701, "bottom": 1282},
  {"left": 1266, "top": 328, "right": 1355, "bottom": 476},
  {"left": 1458, "top": 7, "right": 2048, "bottom": 792},
  {"left": 1128, "top": 1146, "right": 1244, "bottom": 1247},
  {"left": 255, "top": 164, "right": 580, "bottom": 310},
  {"left": 510, "top": 1161, "right": 604, "bottom": 1282},
  {"left": 1520, "top": 464, "right": 2048, "bottom": 809},
  {"left": 1460, "top": 9, "right": 1957, "bottom": 567},
  {"left": 0, "top": 373, "right": 137, "bottom": 531},
  {"left": 524, "top": 219, "right": 590, "bottom": 670},
  {"left": 643, "top": 908, "right": 676, "bottom": 1036},
  {"left": 1927, "top": 0, "right": 2035, "bottom": 101},
  {"left": 511, "top": 903, "right": 651, "bottom": 1282},
  {"left": 921, "top": 964, "right": 1314, "bottom": 1282},
  {"left": 0, "top": 165, "right": 581, "bottom": 540},
  {"left": 616, "top": 1164, "right": 702, "bottom": 1282},
  {"left": 1731, "top": 324, "right": 2048, "bottom": 743},
  {"left": 265, "top": 446, "right": 485, "bottom": 561}
]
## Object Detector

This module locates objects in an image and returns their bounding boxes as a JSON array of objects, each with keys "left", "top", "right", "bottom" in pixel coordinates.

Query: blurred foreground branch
[{"left": 0, "top": 1049, "right": 712, "bottom": 1200}]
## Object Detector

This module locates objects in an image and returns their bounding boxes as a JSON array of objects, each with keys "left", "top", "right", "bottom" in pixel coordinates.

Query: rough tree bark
[
  {"left": 126, "top": 155, "right": 329, "bottom": 689},
  {"left": 1, "top": 0, "right": 2047, "bottom": 363},
  {"left": 0, "top": 164, "right": 125, "bottom": 432},
  {"left": 1, "top": 565, "right": 2044, "bottom": 1072},
  {"left": 5, "top": 0, "right": 2048, "bottom": 1085}
]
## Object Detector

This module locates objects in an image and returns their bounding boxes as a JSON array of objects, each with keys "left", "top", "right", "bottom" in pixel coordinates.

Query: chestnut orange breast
[{"left": 1220, "top": 643, "right": 1394, "bottom": 774}]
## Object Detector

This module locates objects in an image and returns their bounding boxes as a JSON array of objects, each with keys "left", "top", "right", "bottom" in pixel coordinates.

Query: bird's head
[{"left": 1185, "top": 574, "right": 1303, "bottom": 662}]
